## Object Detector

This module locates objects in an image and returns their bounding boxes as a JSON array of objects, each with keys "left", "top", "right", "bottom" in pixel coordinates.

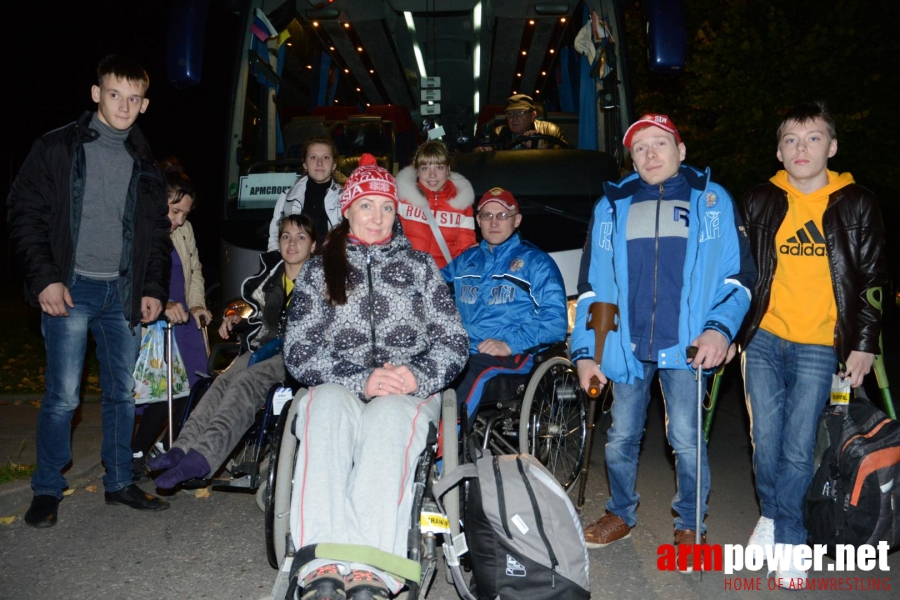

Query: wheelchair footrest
[
  {"left": 229, "top": 461, "right": 259, "bottom": 479},
  {"left": 180, "top": 477, "right": 211, "bottom": 490},
  {"left": 209, "top": 474, "right": 255, "bottom": 489},
  {"left": 271, "top": 555, "right": 294, "bottom": 600}
]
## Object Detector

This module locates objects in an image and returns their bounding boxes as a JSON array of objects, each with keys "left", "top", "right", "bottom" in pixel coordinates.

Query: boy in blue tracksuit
[
  {"left": 443, "top": 187, "right": 567, "bottom": 421},
  {"left": 571, "top": 114, "right": 755, "bottom": 568}
]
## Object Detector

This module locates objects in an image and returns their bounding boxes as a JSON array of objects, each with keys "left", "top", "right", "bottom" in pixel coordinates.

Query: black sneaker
[{"left": 133, "top": 456, "right": 150, "bottom": 482}]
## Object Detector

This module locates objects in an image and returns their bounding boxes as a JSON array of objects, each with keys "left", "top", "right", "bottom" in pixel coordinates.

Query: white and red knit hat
[{"left": 340, "top": 154, "right": 398, "bottom": 214}]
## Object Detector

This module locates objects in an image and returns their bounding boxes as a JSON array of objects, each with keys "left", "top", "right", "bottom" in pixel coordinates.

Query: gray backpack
[{"left": 434, "top": 448, "right": 590, "bottom": 600}]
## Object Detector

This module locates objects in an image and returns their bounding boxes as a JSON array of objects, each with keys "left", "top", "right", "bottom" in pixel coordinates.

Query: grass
[
  {"left": 0, "top": 440, "right": 35, "bottom": 484},
  {"left": 0, "top": 462, "right": 35, "bottom": 485}
]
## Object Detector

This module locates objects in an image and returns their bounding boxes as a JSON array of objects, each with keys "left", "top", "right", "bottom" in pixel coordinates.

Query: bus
[{"left": 168, "top": 0, "right": 684, "bottom": 310}]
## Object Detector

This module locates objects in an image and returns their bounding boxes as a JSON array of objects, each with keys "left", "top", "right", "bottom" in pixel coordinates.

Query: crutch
[
  {"left": 164, "top": 319, "right": 175, "bottom": 449},
  {"left": 199, "top": 313, "right": 211, "bottom": 359},
  {"left": 702, "top": 364, "right": 726, "bottom": 442},
  {"left": 866, "top": 287, "right": 896, "bottom": 419},
  {"left": 577, "top": 302, "right": 619, "bottom": 512},
  {"left": 687, "top": 346, "right": 704, "bottom": 568}
]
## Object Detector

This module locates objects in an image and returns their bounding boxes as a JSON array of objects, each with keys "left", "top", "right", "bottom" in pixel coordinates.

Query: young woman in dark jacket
[{"left": 148, "top": 215, "right": 317, "bottom": 488}]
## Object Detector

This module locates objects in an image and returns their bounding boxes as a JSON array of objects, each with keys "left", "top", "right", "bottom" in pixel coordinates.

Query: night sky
[{"left": 3, "top": 0, "right": 236, "bottom": 280}]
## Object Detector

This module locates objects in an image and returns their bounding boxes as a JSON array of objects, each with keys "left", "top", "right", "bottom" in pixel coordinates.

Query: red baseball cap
[
  {"left": 477, "top": 187, "right": 519, "bottom": 212},
  {"left": 623, "top": 114, "right": 682, "bottom": 149}
]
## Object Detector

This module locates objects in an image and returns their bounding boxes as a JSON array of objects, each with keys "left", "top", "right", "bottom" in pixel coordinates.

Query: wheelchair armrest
[
  {"left": 207, "top": 341, "right": 240, "bottom": 374},
  {"left": 530, "top": 341, "right": 568, "bottom": 366}
]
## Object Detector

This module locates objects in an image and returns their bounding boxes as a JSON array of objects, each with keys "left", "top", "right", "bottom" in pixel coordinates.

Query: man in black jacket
[
  {"left": 738, "top": 102, "right": 886, "bottom": 587},
  {"left": 7, "top": 55, "right": 173, "bottom": 527}
]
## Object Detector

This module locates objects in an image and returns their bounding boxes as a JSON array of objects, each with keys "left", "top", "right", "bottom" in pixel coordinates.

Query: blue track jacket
[
  {"left": 443, "top": 233, "right": 568, "bottom": 355},
  {"left": 571, "top": 165, "right": 756, "bottom": 384}
]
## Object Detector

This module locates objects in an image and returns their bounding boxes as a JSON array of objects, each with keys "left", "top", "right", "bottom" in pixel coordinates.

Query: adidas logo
[{"left": 779, "top": 220, "right": 827, "bottom": 256}]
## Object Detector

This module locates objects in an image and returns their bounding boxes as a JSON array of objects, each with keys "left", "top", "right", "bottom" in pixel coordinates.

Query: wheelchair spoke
[{"left": 527, "top": 363, "right": 587, "bottom": 490}]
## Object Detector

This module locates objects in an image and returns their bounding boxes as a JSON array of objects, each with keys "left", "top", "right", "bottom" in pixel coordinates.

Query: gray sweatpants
[
  {"left": 173, "top": 352, "right": 286, "bottom": 472},
  {"left": 288, "top": 383, "right": 441, "bottom": 558}
]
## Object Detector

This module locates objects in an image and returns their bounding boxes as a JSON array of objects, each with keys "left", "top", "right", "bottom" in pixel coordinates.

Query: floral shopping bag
[{"left": 133, "top": 321, "right": 190, "bottom": 404}]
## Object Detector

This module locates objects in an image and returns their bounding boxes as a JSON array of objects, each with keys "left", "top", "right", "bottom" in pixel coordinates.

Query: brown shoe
[
  {"left": 673, "top": 529, "right": 708, "bottom": 573},
  {"left": 583, "top": 512, "right": 633, "bottom": 549}
]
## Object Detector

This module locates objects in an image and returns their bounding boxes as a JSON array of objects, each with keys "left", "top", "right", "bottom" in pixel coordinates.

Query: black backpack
[
  {"left": 803, "top": 398, "right": 900, "bottom": 551},
  {"left": 433, "top": 448, "right": 591, "bottom": 600}
]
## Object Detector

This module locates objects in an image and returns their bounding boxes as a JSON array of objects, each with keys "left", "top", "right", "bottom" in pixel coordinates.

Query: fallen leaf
[
  {"left": 63, "top": 489, "right": 75, "bottom": 496},
  {"left": 29, "top": 400, "right": 41, "bottom": 408},
  {"left": 193, "top": 487, "right": 211, "bottom": 499},
  {"left": 85, "top": 485, "right": 97, "bottom": 493},
  {"left": 0, "top": 516, "right": 15, "bottom": 525}
]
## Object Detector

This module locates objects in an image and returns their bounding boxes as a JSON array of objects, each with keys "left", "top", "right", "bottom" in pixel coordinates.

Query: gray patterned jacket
[{"left": 283, "top": 233, "right": 469, "bottom": 401}]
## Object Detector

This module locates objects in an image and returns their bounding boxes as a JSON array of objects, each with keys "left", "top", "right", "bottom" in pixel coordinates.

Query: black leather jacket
[
  {"left": 7, "top": 111, "right": 171, "bottom": 326},
  {"left": 737, "top": 182, "right": 886, "bottom": 362}
]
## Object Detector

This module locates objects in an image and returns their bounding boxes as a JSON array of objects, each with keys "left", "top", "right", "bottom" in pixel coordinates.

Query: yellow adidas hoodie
[{"left": 759, "top": 170, "right": 855, "bottom": 345}]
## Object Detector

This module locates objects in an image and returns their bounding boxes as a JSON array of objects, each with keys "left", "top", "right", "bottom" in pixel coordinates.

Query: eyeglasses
[
  {"left": 477, "top": 211, "right": 518, "bottom": 222},
  {"left": 505, "top": 110, "right": 531, "bottom": 118}
]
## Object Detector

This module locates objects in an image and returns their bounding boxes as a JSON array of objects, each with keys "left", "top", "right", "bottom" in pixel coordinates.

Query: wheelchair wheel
[
  {"left": 265, "top": 393, "right": 303, "bottom": 569},
  {"left": 440, "top": 390, "right": 460, "bottom": 536},
  {"left": 518, "top": 357, "right": 587, "bottom": 490},
  {"left": 440, "top": 390, "right": 461, "bottom": 586}
]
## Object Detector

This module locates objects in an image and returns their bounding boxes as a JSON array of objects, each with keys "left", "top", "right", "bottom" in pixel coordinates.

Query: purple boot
[
  {"left": 146, "top": 447, "right": 185, "bottom": 471},
  {"left": 155, "top": 449, "right": 211, "bottom": 489}
]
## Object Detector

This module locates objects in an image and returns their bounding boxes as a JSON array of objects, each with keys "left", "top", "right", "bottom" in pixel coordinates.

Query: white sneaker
[
  {"left": 748, "top": 516, "right": 774, "bottom": 547},
  {"left": 149, "top": 441, "right": 165, "bottom": 458},
  {"left": 775, "top": 566, "right": 809, "bottom": 590}
]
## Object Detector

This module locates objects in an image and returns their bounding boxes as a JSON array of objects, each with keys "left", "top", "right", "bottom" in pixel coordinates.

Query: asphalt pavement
[
  {"left": 0, "top": 398, "right": 105, "bottom": 518},
  {"left": 1, "top": 365, "right": 898, "bottom": 599}
]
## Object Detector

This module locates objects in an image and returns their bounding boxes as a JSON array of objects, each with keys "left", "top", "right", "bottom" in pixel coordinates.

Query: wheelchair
[
  {"left": 172, "top": 374, "right": 294, "bottom": 495},
  {"left": 460, "top": 341, "right": 590, "bottom": 491},
  {"left": 163, "top": 328, "right": 296, "bottom": 495},
  {"left": 266, "top": 389, "right": 455, "bottom": 600}
]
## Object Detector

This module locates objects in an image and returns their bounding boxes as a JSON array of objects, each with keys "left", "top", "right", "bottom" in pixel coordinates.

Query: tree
[{"left": 625, "top": 0, "right": 899, "bottom": 204}]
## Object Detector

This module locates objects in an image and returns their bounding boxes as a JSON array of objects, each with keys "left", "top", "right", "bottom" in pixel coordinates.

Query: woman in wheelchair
[
  {"left": 148, "top": 215, "right": 317, "bottom": 488},
  {"left": 281, "top": 154, "right": 468, "bottom": 599}
]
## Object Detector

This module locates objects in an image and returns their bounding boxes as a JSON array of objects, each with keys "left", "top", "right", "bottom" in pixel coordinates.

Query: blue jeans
[
  {"left": 741, "top": 328, "right": 835, "bottom": 545},
  {"left": 606, "top": 362, "right": 710, "bottom": 532},
  {"left": 33, "top": 276, "right": 142, "bottom": 497}
]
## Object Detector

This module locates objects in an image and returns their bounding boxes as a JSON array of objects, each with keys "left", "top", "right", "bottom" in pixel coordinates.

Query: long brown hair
[
  {"left": 302, "top": 136, "right": 342, "bottom": 183},
  {"left": 321, "top": 220, "right": 351, "bottom": 305}
]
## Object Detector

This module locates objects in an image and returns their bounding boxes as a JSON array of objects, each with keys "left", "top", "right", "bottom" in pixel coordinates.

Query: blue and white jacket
[
  {"left": 443, "top": 233, "right": 568, "bottom": 355},
  {"left": 571, "top": 165, "right": 756, "bottom": 384}
]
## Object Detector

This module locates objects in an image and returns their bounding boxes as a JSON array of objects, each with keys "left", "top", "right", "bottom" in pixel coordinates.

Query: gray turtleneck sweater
[{"left": 74, "top": 112, "right": 135, "bottom": 281}]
